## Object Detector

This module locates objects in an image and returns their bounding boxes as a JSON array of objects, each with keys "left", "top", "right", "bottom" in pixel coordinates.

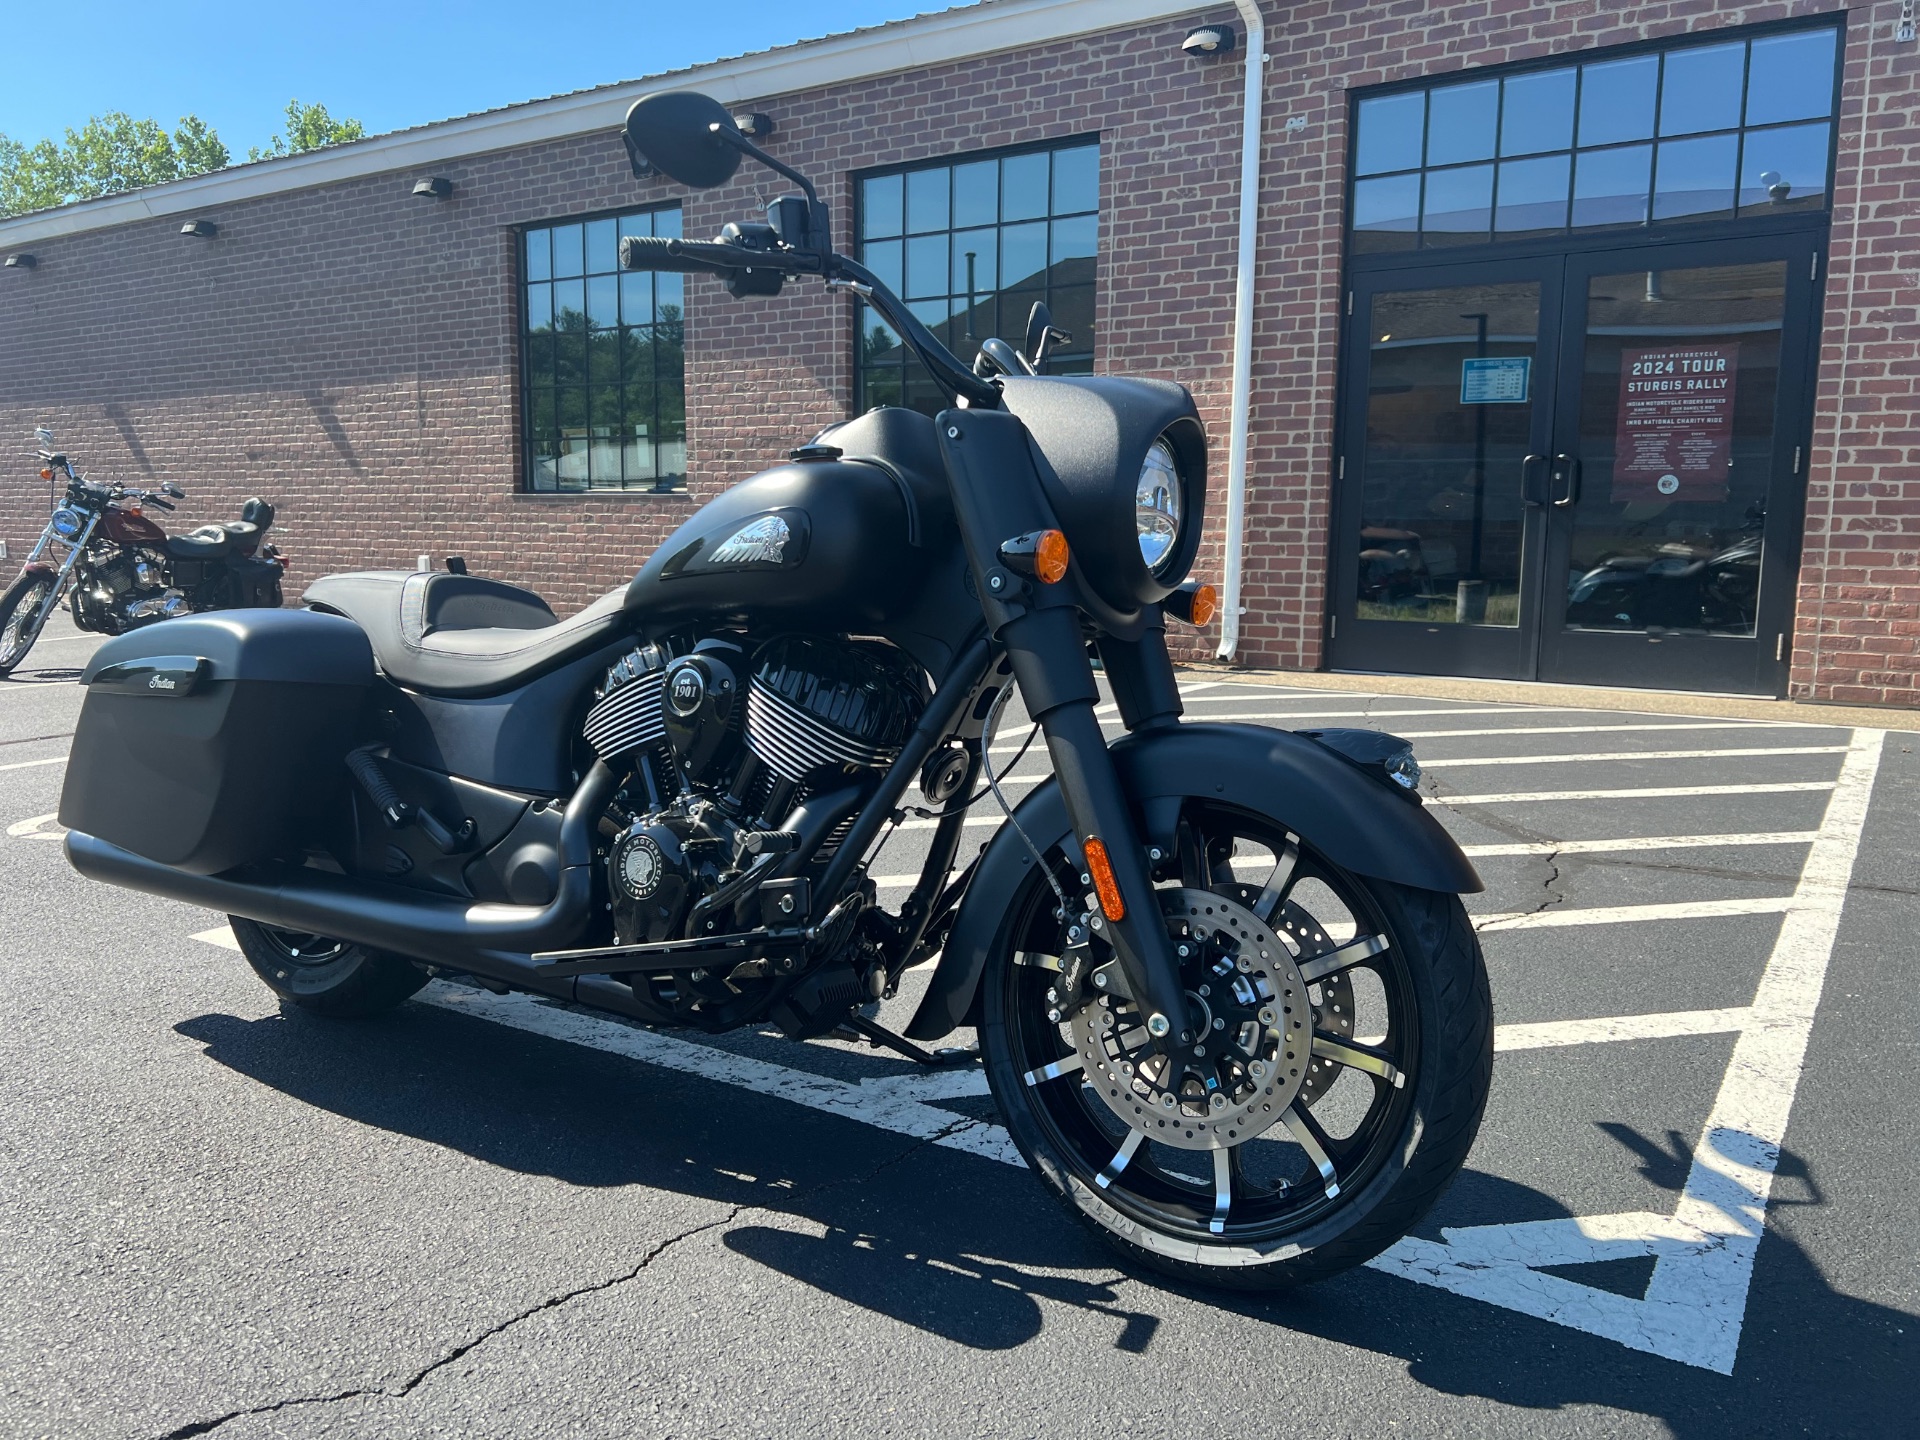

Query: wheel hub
[{"left": 1070, "top": 887, "right": 1311, "bottom": 1151}]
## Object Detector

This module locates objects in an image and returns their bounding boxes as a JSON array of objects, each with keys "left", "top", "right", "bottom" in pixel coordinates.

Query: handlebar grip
[{"left": 619, "top": 235, "right": 735, "bottom": 273}]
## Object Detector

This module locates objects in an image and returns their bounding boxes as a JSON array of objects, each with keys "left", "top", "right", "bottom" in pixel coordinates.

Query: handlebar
[{"left": 619, "top": 234, "right": 820, "bottom": 276}]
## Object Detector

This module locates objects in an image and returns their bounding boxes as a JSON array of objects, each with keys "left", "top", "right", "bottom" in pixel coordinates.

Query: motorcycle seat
[
  {"left": 168, "top": 528, "right": 235, "bottom": 559},
  {"left": 221, "top": 521, "right": 261, "bottom": 543},
  {"left": 303, "top": 570, "right": 626, "bottom": 698}
]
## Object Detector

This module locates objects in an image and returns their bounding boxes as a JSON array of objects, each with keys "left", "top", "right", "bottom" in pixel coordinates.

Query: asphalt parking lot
[{"left": 2, "top": 613, "right": 1913, "bottom": 1439}]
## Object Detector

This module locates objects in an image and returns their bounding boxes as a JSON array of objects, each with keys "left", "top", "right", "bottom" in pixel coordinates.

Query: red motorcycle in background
[{"left": 0, "top": 427, "right": 287, "bottom": 678}]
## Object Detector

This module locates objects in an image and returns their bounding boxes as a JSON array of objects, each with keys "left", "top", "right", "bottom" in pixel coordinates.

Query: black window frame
[
  {"left": 852, "top": 133, "right": 1101, "bottom": 417},
  {"left": 1343, "top": 15, "right": 1847, "bottom": 265},
  {"left": 518, "top": 201, "right": 688, "bottom": 495}
]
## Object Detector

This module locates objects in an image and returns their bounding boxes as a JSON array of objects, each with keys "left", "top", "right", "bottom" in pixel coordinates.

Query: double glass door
[{"left": 1330, "top": 232, "right": 1819, "bottom": 694}]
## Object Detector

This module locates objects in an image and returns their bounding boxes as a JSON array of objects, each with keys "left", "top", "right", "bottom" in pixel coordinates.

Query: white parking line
[
  {"left": 1462, "top": 831, "right": 1819, "bottom": 858},
  {"left": 1374, "top": 728, "right": 1886, "bottom": 1372},
  {"left": 1494, "top": 1007, "right": 1751, "bottom": 1050},
  {"left": 0, "top": 756, "right": 66, "bottom": 773},
  {"left": 1438, "top": 781, "right": 1835, "bottom": 805},
  {"left": 1396, "top": 720, "right": 1813, "bottom": 740},
  {"left": 1426, "top": 746, "right": 1847, "bottom": 768},
  {"left": 422, "top": 986, "right": 1025, "bottom": 1168},
  {"left": 1473, "top": 896, "right": 1791, "bottom": 932}
]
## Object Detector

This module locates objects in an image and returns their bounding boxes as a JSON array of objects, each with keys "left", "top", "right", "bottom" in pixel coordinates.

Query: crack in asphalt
[
  {"left": 147, "top": 1113, "right": 981, "bottom": 1440},
  {"left": 151, "top": 1205, "right": 746, "bottom": 1440}
]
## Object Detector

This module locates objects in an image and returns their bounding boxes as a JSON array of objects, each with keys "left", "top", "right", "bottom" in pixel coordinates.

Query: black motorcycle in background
[
  {"left": 0, "top": 428, "right": 286, "bottom": 677},
  {"left": 57, "top": 94, "right": 1492, "bottom": 1290}
]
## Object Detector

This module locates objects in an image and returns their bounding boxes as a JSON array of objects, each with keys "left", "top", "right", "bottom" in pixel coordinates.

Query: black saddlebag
[
  {"left": 227, "top": 555, "right": 285, "bottom": 609},
  {"left": 59, "top": 610, "right": 373, "bottom": 874}
]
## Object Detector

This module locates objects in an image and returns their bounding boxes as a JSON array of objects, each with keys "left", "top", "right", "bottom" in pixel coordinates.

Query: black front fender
[{"left": 902, "top": 721, "right": 1481, "bottom": 1041}]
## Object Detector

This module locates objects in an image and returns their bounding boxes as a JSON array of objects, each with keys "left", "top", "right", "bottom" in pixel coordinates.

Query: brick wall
[{"left": 1, "top": 0, "right": 1913, "bottom": 701}]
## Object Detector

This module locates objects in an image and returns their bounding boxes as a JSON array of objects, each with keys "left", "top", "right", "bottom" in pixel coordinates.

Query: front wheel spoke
[
  {"left": 1310, "top": 1033, "right": 1404, "bottom": 1089},
  {"left": 1209, "top": 1146, "right": 1234, "bottom": 1234},
  {"left": 1281, "top": 1104, "right": 1341, "bottom": 1198},
  {"left": 1250, "top": 837, "right": 1300, "bottom": 922},
  {"left": 1022, "top": 1052, "right": 1084, "bottom": 1087},
  {"left": 1095, "top": 1130, "right": 1144, "bottom": 1189},
  {"left": 1298, "top": 932, "right": 1388, "bottom": 985}
]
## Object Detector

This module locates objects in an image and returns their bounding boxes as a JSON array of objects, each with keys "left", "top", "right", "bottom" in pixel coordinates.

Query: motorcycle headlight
[
  {"left": 49, "top": 507, "right": 84, "bottom": 540},
  {"left": 1135, "top": 439, "right": 1184, "bottom": 576}
]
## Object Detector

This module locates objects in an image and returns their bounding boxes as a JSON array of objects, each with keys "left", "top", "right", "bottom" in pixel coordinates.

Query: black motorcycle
[
  {"left": 0, "top": 428, "right": 285, "bottom": 677},
  {"left": 57, "top": 93, "right": 1491, "bottom": 1288}
]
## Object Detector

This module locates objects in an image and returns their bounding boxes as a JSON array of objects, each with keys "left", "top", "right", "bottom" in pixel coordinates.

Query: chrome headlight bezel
[
  {"left": 1135, "top": 438, "right": 1184, "bottom": 578},
  {"left": 48, "top": 506, "right": 85, "bottom": 540}
]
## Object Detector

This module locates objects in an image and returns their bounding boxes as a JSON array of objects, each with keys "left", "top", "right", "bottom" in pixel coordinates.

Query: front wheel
[
  {"left": 979, "top": 800, "right": 1492, "bottom": 1289},
  {"left": 0, "top": 571, "right": 58, "bottom": 678},
  {"left": 229, "top": 917, "right": 430, "bottom": 1017}
]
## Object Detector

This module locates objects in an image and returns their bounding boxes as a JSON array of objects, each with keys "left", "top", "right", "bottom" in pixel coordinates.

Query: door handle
[
  {"left": 1521, "top": 453, "right": 1549, "bottom": 507},
  {"left": 1551, "top": 453, "right": 1581, "bottom": 507}
]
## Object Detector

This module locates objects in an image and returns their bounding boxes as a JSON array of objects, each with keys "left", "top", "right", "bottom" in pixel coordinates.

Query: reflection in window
[
  {"left": 857, "top": 141, "right": 1098, "bottom": 417},
  {"left": 522, "top": 205, "right": 685, "bottom": 492},
  {"left": 1350, "top": 23, "right": 1840, "bottom": 252}
]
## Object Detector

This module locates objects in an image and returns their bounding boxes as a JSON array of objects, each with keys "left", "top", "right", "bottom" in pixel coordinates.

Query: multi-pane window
[
  {"left": 856, "top": 140, "right": 1099, "bottom": 415},
  {"left": 1351, "top": 23, "right": 1841, "bottom": 252},
  {"left": 521, "top": 205, "right": 686, "bottom": 492}
]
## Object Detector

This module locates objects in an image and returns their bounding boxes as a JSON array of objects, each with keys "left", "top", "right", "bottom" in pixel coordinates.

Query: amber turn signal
[
  {"left": 1165, "top": 580, "right": 1218, "bottom": 627},
  {"left": 1035, "top": 529, "right": 1069, "bottom": 584},
  {"left": 998, "top": 528, "right": 1071, "bottom": 584},
  {"left": 38, "top": 468, "right": 51, "bottom": 480},
  {"left": 1083, "top": 835, "right": 1126, "bottom": 922}
]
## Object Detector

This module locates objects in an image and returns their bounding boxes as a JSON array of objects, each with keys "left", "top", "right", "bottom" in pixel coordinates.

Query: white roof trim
[{"left": 0, "top": 0, "right": 1203, "bottom": 248}]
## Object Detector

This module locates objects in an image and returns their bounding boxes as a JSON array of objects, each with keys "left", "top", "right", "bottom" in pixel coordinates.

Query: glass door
[
  {"left": 1329, "top": 260, "right": 1562, "bottom": 680},
  {"left": 1536, "top": 235, "right": 1818, "bottom": 693}
]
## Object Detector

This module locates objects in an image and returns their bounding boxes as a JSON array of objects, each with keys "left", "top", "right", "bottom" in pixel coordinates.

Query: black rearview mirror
[{"left": 623, "top": 91, "right": 743, "bottom": 190}]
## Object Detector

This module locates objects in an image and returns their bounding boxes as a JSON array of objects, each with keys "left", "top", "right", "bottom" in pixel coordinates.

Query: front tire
[
  {"left": 229, "top": 917, "right": 430, "bottom": 1018},
  {"left": 979, "top": 803, "right": 1492, "bottom": 1290},
  {"left": 0, "top": 572, "right": 58, "bottom": 678}
]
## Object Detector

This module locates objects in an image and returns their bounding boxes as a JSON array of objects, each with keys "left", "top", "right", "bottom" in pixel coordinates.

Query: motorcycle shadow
[
  {"left": 3, "top": 666, "right": 83, "bottom": 685},
  {"left": 174, "top": 1000, "right": 1910, "bottom": 1432}
]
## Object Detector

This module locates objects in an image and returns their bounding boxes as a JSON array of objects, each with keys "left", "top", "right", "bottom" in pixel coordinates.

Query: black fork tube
[{"left": 1001, "top": 606, "right": 1194, "bottom": 1046}]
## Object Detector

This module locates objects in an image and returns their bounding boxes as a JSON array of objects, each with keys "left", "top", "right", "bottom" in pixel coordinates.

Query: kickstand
[{"left": 836, "top": 1013, "right": 980, "bottom": 1069}]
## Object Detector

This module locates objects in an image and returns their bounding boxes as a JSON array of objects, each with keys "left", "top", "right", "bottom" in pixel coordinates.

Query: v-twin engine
[{"left": 581, "top": 634, "right": 927, "bottom": 951}]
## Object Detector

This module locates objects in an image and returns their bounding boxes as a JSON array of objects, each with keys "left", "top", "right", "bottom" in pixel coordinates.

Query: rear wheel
[
  {"left": 979, "top": 799, "right": 1492, "bottom": 1289},
  {"left": 229, "top": 917, "right": 430, "bottom": 1017},
  {"left": 0, "top": 572, "right": 57, "bottom": 678}
]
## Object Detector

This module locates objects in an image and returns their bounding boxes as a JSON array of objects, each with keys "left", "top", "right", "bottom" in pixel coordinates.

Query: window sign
[
  {"left": 1460, "top": 355, "right": 1532, "bottom": 404},
  {"left": 1613, "top": 344, "right": 1739, "bottom": 502}
]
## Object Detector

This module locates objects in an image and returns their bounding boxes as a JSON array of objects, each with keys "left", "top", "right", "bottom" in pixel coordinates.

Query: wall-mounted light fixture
[
  {"left": 180, "top": 219, "right": 218, "bottom": 238},
  {"left": 733, "top": 112, "right": 775, "bottom": 139},
  {"left": 3, "top": 253, "right": 35, "bottom": 269},
  {"left": 1182, "top": 24, "right": 1236, "bottom": 57},
  {"left": 412, "top": 176, "right": 453, "bottom": 199}
]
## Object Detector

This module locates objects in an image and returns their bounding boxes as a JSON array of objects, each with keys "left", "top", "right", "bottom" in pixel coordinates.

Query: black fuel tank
[{"left": 627, "top": 455, "right": 938, "bottom": 631}]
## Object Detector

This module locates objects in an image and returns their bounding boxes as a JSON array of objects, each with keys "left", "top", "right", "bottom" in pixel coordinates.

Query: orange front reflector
[
  {"left": 1035, "top": 529, "right": 1070, "bottom": 584},
  {"left": 1190, "top": 584, "right": 1218, "bottom": 627},
  {"left": 1083, "top": 836, "right": 1125, "bottom": 922}
]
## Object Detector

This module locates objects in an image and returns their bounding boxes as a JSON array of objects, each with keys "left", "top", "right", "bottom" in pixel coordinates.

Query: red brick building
[{"left": 2, "top": 0, "right": 1914, "bottom": 703}]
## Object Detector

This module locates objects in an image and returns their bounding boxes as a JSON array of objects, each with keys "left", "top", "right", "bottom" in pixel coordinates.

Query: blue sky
[{"left": 0, "top": 1, "right": 977, "bottom": 156}]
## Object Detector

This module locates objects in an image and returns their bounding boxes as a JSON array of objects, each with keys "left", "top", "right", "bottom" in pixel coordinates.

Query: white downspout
[{"left": 1215, "top": 0, "right": 1265, "bottom": 662}]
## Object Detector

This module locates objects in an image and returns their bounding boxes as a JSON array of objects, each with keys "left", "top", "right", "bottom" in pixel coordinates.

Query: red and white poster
[{"left": 1613, "top": 344, "right": 1739, "bottom": 503}]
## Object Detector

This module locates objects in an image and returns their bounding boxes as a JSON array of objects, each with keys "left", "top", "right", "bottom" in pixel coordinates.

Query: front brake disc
[{"left": 1069, "top": 887, "right": 1310, "bottom": 1151}]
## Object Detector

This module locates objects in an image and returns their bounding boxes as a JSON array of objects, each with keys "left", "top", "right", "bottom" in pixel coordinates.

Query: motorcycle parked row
[
  {"left": 0, "top": 429, "right": 286, "bottom": 677},
  {"left": 55, "top": 92, "right": 1492, "bottom": 1290}
]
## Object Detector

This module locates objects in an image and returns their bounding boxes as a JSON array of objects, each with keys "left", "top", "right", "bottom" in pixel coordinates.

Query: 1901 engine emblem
[{"left": 615, "top": 833, "right": 665, "bottom": 899}]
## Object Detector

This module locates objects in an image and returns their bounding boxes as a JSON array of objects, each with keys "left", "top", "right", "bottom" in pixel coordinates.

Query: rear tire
[
  {"left": 229, "top": 917, "right": 430, "bottom": 1018},
  {"left": 0, "top": 572, "right": 57, "bottom": 678}
]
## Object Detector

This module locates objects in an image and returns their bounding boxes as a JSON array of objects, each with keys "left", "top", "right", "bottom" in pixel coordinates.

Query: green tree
[
  {"left": 0, "top": 112, "right": 229, "bottom": 218},
  {"left": 248, "top": 100, "right": 364, "bottom": 162}
]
